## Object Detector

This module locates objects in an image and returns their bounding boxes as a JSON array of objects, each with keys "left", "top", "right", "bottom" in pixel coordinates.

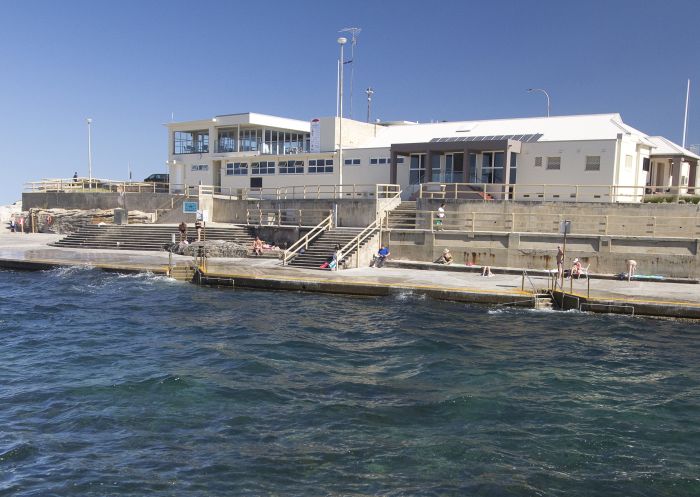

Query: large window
[
  {"left": 263, "top": 131, "right": 310, "bottom": 154},
  {"left": 175, "top": 131, "right": 209, "bottom": 154},
  {"left": 218, "top": 129, "right": 237, "bottom": 152},
  {"left": 409, "top": 154, "right": 425, "bottom": 184},
  {"left": 226, "top": 162, "right": 248, "bottom": 176},
  {"left": 308, "top": 159, "right": 333, "bottom": 173},
  {"left": 344, "top": 158, "right": 361, "bottom": 166},
  {"left": 191, "top": 164, "right": 208, "bottom": 172},
  {"left": 251, "top": 161, "right": 275, "bottom": 175},
  {"left": 279, "top": 160, "right": 304, "bottom": 174},
  {"left": 240, "top": 129, "right": 261, "bottom": 152},
  {"left": 482, "top": 152, "right": 505, "bottom": 183}
]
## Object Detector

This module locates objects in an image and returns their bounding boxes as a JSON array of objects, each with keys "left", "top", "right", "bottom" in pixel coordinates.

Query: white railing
[
  {"left": 24, "top": 178, "right": 176, "bottom": 194},
  {"left": 418, "top": 182, "right": 700, "bottom": 203},
  {"left": 245, "top": 208, "right": 332, "bottom": 227},
  {"left": 385, "top": 209, "right": 700, "bottom": 239},
  {"left": 282, "top": 213, "right": 334, "bottom": 265},
  {"left": 336, "top": 219, "right": 380, "bottom": 269}
]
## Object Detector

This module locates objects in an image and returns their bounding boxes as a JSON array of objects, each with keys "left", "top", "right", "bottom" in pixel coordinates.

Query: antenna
[
  {"left": 339, "top": 27, "right": 361, "bottom": 119},
  {"left": 365, "top": 87, "right": 374, "bottom": 123}
]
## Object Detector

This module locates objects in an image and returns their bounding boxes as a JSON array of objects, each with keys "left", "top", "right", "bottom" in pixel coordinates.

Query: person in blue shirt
[{"left": 375, "top": 245, "right": 390, "bottom": 268}]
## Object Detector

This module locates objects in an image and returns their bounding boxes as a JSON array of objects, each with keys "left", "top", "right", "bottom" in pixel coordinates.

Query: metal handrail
[
  {"left": 282, "top": 213, "right": 334, "bottom": 265},
  {"left": 336, "top": 219, "right": 379, "bottom": 269},
  {"left": 385, "top": 209, "right": 700, "bottom": 239},
  {"left": 336, "top": 187, "right": 402, "bottom": 269},
  {"left": 418, "top": 181, "right": 699, "bottom": 203},
  {"left": 245, "top": 208, "right": 332, "bottom": 227}
]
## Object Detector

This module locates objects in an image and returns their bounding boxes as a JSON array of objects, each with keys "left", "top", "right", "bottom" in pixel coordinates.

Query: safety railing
[
  {"left": 239, "top": 184, "right": 394, "bottom": 201},
  {"left": 418, "top": 182, "right": 700, "bottom": 204},
  {"left": 282, "top": 213, "right": 334, "bottom": 265},
  {"left": 24, "top": 178, "right": 178, "bottom": 194},
  {"left": 245, "top": 208, "right": 332, "bottom": 227},
  {"left": 384, "top": 209, "right": 700, "bottom": 239},
  {"left": 336, "top": 219, "right": 380, "bottom": 269}
]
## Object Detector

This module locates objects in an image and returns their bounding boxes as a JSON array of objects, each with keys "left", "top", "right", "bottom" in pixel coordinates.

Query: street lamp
[
  {"left": 86, "top": 118, "right": 93, "bottom": 186},
  {"left": 337, "top": 36, "right": 347, "bottom": 193},
  {"left": 527, "top": 88, "right": 550, "bottom": 117},
  {"left": 365, "top": 87, "right": 374, "bottom": 123}
]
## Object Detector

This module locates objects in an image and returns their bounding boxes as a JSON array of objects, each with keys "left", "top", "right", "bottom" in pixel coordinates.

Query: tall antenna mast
[
  {"left": 683, "top": 78, "right": 690, "bottom": 148},
  {"left": 339, "top": 27, "right": 361, "bottom": 119}
]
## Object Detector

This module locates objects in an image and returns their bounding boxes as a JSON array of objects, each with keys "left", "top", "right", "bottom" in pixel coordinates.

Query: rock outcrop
[{"left": 25, "top": 208, "right": 154, "bottom": 234}]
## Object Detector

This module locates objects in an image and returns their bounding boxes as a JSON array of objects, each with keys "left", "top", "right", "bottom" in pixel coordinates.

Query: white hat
[
  {"left": 573, "top": 258, "right": 579, "bottom": 263},
  {"left": 443, "top": 248, "right": 450, "bottom": 253}
]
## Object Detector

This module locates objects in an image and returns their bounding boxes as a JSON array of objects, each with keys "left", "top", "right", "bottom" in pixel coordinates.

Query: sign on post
[
  {"left": 559, "top": 220, "right": 572, "bottom": 235},
  {"left": 183, "top": 201, "right": 198, "bottom": 213}
]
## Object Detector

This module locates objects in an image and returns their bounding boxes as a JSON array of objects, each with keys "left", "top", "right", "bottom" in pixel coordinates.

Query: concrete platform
[{"left": 1, "top": 233, "right": 700, "bottom": 319}]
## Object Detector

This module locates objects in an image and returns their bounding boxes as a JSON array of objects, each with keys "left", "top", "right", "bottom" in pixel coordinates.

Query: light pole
[
  {"left": 365, "top": 87, "right": 374, "bottom": 123},
  {"left": 527, "top": 88, "right": 550, "bottom": 117},
  {"left": 337, "top": 36, "right": 347, "bottom": 193},
  {"left": 86, "top": 118, "right": 93, "bottom": 186}
]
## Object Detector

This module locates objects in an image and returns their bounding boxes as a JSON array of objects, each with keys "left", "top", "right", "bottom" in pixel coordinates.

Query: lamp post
[
  {"left": 527, "top": 88, "right": 550, "bottom": 117},
  {"left": 337, "top": 36, "right": 347, "bottom": 194},
  {"left": 86, "top": 118, "right": 93, "bottom": 187},
  {"left": 365, "top": 87, "right": 374, "bottom": 123}
]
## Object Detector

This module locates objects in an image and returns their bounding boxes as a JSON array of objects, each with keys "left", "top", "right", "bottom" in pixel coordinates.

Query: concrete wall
[
  {"left": 23, "top": 192, "right": 178, "bottom": 212},
  {"left": 211, "top": 198, "right": 379, "bottom": 227},
  {"left": 387, "top": 230, "right": 700, "bottom": 278}
]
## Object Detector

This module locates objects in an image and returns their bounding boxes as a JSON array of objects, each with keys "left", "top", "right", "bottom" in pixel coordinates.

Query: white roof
[
  {"left": 647, "top": 136, "right": 700, "bottom": 159},
  {"left": 359, "top": 113, "right": 650, "bottom": 148},
  {"left": 166, "top": 112, "right": 310, "bottom": 132}
]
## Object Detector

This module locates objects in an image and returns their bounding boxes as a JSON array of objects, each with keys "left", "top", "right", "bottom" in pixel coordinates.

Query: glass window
[
  {"left": 344, "top": 158, "right": 361, "bottom": 166},
  {"left": 481, "top": 152, "right": 505, "bottom": 183},
  {"left": 409, "top": 154, "right": 425, "bottom": 185},
  {"left": 251, "top": 161, "right": 275, "bottom": 175},
  {"left": 585, "top": 156, "right": 601, "bottom": 171},
  {"left": 191, "top": 164, "right": 209, "bottom": 172},
  {"left": 175, "top": 131, "right": 209, "bottom": 154},
  {"left": 546, "top": 156, "right": 561, "bottom": 170},
  {"left": 279, "top": 160, "right": 304, "bottom": 174},
  {"left": 308, "top": 159, "right": 333, "bottom": 173},
  {"left": 218, "top": 129, "right": 236, "bottom": 153}
]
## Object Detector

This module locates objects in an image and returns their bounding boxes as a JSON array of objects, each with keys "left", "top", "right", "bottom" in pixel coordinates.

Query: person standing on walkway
[
  {"left": 556, "top": 245, "right": 564, "bottom": 279},
  {"left": 73, "top": 171, "right": 78, "bottom": 182},
  {"left": 195, "top": 218, "right": 204, "bottom": 241},
  {"left": 178, "top": 221, "right": 187, "bottom": 242},
  {"left": 436, "top": 203, "right": 446, "bottom": 230}
]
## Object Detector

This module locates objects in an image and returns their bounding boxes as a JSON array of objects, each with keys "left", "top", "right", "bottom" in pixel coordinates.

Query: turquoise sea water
[{"left": 1, "top": 267, "right": 699, "bottom": 496}]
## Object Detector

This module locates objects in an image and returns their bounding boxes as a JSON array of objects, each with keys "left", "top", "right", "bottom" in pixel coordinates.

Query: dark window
[{"left": 250, "top": 177, "right": 262, "bottom": 188}]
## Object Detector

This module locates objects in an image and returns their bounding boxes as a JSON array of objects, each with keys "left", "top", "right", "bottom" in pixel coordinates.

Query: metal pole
[
  {"left": 338, "top": 37, "right": 347, "bottom": 194},
  {"left": 86, "top": 118, "right": 93, "bottom": 186},
  {"left": 366, "top": 87, "right": 374, "bottom": 123},
  {"left": 527, "top": 88, "right": 550, "bottom": 117},
  {"left": 682, "top": 78, "right": 690, "bottom": 148}
]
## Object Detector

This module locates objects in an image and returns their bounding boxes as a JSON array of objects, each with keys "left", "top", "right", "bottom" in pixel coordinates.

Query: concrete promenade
[{"left": 1, "top": 233, "right": 700, "bottom": 319}]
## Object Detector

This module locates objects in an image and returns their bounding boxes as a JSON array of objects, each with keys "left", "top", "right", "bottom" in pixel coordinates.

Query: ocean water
[{"left": 1, "top": 267, "right": 699, "bottom": 497}]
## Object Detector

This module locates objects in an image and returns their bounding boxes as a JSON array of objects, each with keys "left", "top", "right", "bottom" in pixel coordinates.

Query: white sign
[
  {"left": 310, "top": 118, "right": 321, "bottom": 153},
  {"left": 559, "top": 220, "right": 572, "bottom": 234}
]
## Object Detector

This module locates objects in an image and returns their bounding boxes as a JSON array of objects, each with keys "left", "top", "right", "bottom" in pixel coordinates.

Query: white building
[{"left": 166, "top": 112, "right": 699, "bottom": 201}]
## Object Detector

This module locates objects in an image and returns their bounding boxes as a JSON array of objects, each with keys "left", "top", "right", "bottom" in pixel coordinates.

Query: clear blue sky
[{"left": 1, "top": 0, "right": 699, "bottom": 204}]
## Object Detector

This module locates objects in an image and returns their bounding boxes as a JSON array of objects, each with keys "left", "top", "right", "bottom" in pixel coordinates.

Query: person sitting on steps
[{"left": 252, "top": 236, "right": 264, "bottom": 256}]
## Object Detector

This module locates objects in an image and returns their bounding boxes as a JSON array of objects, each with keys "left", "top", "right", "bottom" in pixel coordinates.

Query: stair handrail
[
  {"left": 282, "top": 212, "right": 333, "bottom": 265},
  {"left": 336, "top": 219, "right": 379, "bottom": 269}
]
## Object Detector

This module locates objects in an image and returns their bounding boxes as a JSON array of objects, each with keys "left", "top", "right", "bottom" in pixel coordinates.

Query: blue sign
[{"left": 183, "top": 201, "right": 198, "bottom": 213}]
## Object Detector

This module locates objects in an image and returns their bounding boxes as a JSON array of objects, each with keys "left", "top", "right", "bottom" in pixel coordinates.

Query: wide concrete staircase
[
  {"left": 386, "top": 201, "right": 417, "bottom": 229},
  {"left": 288, "top": 227, "right": 371, "bottom": 269},
  {"left": 169, "top": 264, "right": 197, "bottom": 282},
  {"left": 52, "top": 224, "right": 255, "bottom": 252}
]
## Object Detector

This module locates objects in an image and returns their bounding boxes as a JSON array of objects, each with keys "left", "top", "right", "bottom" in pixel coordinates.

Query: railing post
[
  {"left": 471, "top": 212, "right": 475, "bottom": 233},
  {"left": 609, "top": 185, "right": 614, "bottom": 203},
  {"left": 278, "top": 208, "right": 281, "bottom": 227},
  {"left": 430, "top": 211, "right": 434, "bottom": 232},
  {"left": 356, "top": 237, "right": 360, "bottom": 268},
  {"left": 483, "top": 183, "right": 487, "bottom": 203},
  {"left": 298, "top": 209, "right": 302, "bottom": 227},
  {"left": 419, "top": 183, "right": 423, "bottom": 198},
  {"left": 575, "top": 185, "right": 579, "bottom": 203}
]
